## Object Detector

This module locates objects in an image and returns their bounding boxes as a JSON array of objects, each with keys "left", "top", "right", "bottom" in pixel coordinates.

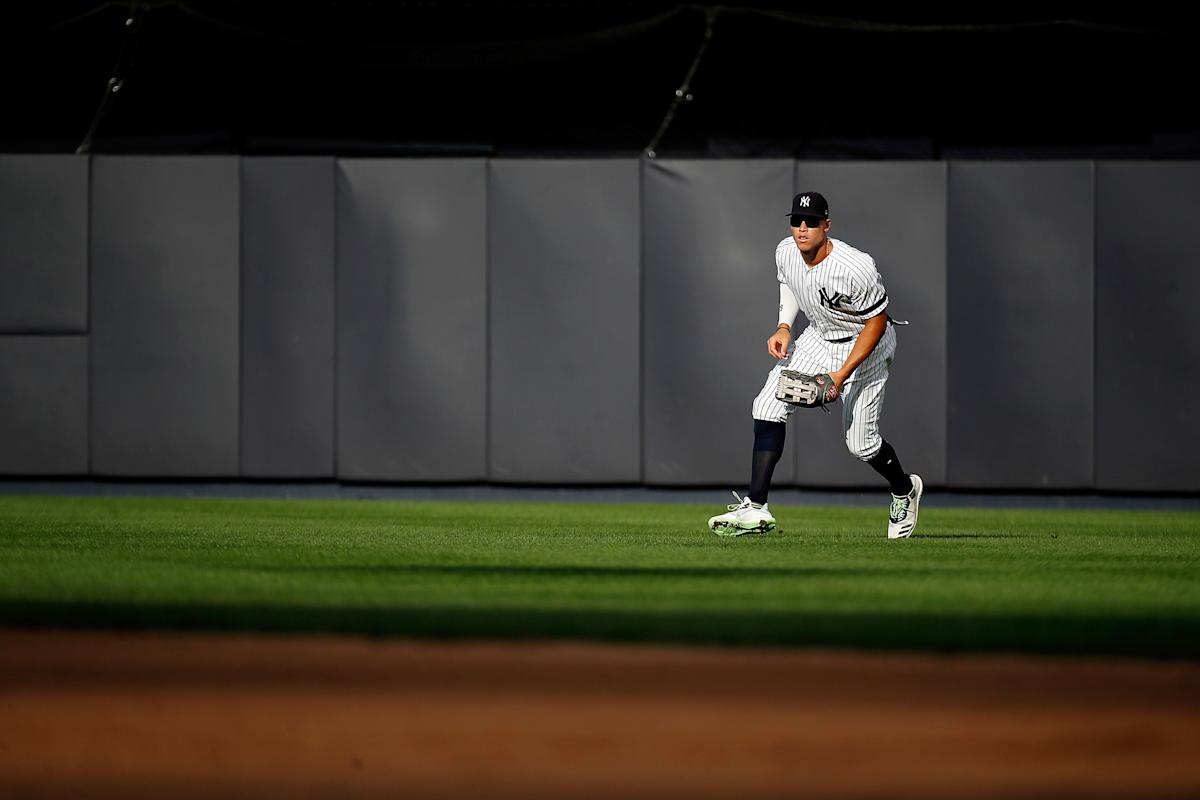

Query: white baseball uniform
[{"left": 751, "top": 236, "right": 896, "bottom": 460}]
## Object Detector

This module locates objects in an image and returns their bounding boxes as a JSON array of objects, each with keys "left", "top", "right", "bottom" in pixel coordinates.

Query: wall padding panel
[
  {"left": 1096, "top": 162, "right": 1200, "bottom": 491},
  {"left": 240, "top": 158, "right": 336, "bottom": 478},
  {"left": 0, "top": 155, "right": 88, "bottom": 332},
  {"left": 89, "top": 156, "right": 240, "bottom": 476},
  {"left": 0, "top": 336, "right": 87, "bottom": 474},
  {"left": 336, "top": 159, "right": 487, "bottom": 480},
  {"left": 947, "top": 162, "right": 1093, "bottom": 489},
  {"left": 488, "top": 160, "right": 641, "bottom": 482}
]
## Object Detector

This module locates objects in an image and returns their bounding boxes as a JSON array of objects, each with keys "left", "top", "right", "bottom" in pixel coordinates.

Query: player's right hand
[{"left": 767, "top": 327, "right": 791, "bottom": 360}]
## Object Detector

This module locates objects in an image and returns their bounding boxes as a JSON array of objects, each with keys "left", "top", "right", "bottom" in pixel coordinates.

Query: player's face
[{"left": 790, "top": 215, "right": 829, "bottom": 254}]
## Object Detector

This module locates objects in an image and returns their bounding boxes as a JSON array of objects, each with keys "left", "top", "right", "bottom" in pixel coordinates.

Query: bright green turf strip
[{"left": 1, "top": 496, "right": 1198, "bottom": 656}]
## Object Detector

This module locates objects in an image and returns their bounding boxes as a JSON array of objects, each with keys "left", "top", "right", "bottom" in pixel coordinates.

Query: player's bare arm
[
  {"left": 767, "top": 323, "right": 791, "bottom": 359},
  {"left": 830, "top": 312, "right": 888, "bottom": 390}
]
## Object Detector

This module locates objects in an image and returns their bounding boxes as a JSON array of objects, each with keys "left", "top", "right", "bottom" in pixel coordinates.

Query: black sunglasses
[{"left": 790, "top": 215, "right": 825, "bottom": 228}]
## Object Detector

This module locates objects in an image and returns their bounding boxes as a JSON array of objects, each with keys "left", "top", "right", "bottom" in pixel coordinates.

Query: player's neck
[{"left": 803, "top": 238, "right": 833, "bottom": 268}]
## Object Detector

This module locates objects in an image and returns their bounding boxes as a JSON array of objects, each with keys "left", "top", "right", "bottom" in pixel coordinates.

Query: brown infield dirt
[{"left": 1, "top": 630, "right": 1199, "bottom": 800}]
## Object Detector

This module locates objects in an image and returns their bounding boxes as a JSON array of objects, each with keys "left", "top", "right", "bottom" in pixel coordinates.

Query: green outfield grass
[{"left": 1, "top": 495, "right": 1198, "bottom": 656}]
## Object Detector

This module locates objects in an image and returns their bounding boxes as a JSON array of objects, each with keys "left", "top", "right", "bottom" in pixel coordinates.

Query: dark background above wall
[{"left": 3, "top": 1, "right": 1198, "bottom": 158}]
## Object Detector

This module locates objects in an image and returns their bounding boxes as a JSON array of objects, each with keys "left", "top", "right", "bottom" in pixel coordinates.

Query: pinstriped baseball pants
[{"left": 751, "top": 324, "right": 897, "bottom": 460}]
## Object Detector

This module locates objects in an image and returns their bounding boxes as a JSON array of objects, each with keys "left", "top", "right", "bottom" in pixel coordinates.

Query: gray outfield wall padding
[
  {"left": 948, "top": 162, "right": 1094, "bottom": 489},
  {"left": 1096, "top": 162, "right": 1200, "bottom": 492},
  {"left": 642, "top": 160, "right": 796, "bottom": 486},
  {"left": 791, "top": 163, "right": 948, "bottom": 489},
  {"left": 0, "top": 336, "right": 88, "bottom": 474},
  {"left": 0, "top": 156, "right": 88, "bottom": 332},
  {"left": 336, "top": 159, "right": 487, "bottom": 481},
  {"left": 89, "top": 157, "right": 241, "bottom": 476},
  {"left": 6, "top": 155, "right": 1195, "bottom": 492},
  {"left": 240, "top": 158, "right": 336, "bottom": 478},
  {"left": 487, "top": 160, "right": 641, "bottom": 482}
]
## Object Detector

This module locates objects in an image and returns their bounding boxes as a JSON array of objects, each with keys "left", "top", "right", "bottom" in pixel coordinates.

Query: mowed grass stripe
[{"left": 1, "top": 496, "right": 1197, "bottom": 655}]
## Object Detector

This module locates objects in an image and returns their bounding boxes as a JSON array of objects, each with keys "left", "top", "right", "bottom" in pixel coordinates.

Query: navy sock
[
  {"left": 748, "top": 420, "right": 786, "bottom": 505},
  {"left": 867, "top": 440, "right": 913, "bottom": 496}
]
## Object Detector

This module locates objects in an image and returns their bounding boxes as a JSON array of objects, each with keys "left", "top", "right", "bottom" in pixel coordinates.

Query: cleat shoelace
[
  {"left": 727, "top": 490, "right": 751, "bottom": 512},
  {"left": 889, "top": 495, "right": 909, "bottom": 524}
]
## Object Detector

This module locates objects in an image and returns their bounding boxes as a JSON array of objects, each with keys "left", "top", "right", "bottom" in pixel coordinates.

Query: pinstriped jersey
[{"left": 775, "top": 236, "right": 889, "bottom": 340}]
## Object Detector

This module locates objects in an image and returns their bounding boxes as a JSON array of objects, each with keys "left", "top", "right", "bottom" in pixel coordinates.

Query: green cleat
[{"left": 888, "top": 473, "right": 924, "bottom": 539}]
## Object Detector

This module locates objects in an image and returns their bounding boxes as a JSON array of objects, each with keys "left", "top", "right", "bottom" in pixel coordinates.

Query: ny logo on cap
[{"left": 798, "top": 196, "right": 811, "bottom": 207}]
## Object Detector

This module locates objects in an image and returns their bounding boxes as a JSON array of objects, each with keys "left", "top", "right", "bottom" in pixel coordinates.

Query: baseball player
[{"left": 708, "top": 191, "right": 923, "bottom": 539}]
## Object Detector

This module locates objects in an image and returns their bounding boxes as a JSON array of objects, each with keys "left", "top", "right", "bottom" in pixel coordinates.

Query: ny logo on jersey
[{"left": 819, "top": 288, "right": 853, "bottom": 310}]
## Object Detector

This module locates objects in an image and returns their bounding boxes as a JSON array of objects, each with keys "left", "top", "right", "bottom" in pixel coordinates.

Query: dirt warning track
[{"left": 1, "top": 629, "right": 1198, "bottom": 799}]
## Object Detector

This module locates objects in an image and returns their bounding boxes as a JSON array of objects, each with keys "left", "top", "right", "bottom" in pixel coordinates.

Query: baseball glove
[{"left": 775, "top": 370, "right": 839, "bottom": 410}]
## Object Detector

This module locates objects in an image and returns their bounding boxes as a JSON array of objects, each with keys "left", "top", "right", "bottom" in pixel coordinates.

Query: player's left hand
[{"left": 829, "top": 370, "right": 848, "bottom": 395}]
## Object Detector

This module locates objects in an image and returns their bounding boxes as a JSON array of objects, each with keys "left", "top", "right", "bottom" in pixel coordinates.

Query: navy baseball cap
[{"left": 786, "top": 191, "right": 829, "bottom": 219}]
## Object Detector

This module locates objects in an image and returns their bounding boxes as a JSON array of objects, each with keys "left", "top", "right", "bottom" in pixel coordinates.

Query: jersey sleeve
[{"left": 774, "top": 238, "right": 792, "bottom": 283}]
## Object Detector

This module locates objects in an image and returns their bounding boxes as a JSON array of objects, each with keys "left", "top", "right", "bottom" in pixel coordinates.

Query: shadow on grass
[
  {"left": 247, "top": 564, "right": 956, "bottom": 580},
  {"left": 2, "top": 599, "right": 1197, "bottom": 659}
]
